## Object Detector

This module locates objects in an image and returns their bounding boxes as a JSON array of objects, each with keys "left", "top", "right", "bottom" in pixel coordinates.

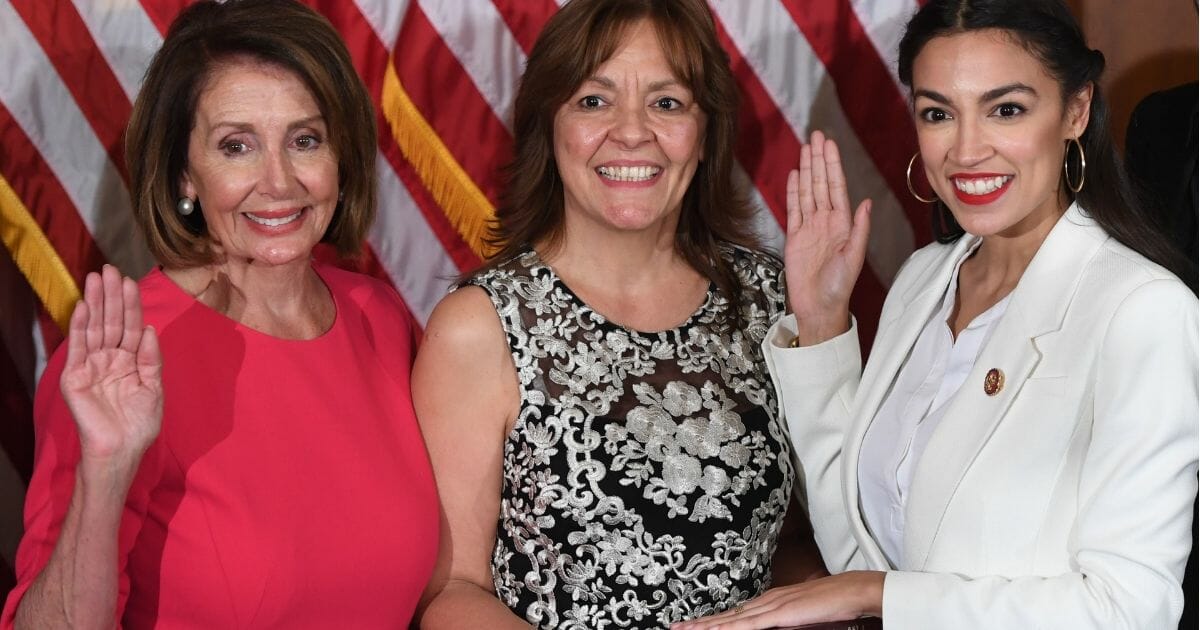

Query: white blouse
[{"left": 857, "top": 253, "right": 1011, "bottom": 568}]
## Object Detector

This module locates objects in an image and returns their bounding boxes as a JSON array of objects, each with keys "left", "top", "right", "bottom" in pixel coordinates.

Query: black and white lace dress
[{"left": 466, "top": 245, "right": 795, "bottom": 629}]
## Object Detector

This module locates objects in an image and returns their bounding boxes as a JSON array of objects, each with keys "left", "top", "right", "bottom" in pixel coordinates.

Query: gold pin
[{"left": 983, "top": 368, "right": 1005, "bottom": 396}]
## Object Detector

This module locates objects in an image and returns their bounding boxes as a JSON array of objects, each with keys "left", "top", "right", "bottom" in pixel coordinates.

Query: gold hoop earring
[
  {"left": 906, "top": 152, "right": 938, "bottom": 203},
  {"left": 1063, "top": 137, "right": 1086, "bottom": 194}
]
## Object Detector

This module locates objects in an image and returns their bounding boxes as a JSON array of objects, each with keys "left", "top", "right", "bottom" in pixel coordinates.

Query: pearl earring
[{"left": 177, "top": 197, "right": 195, "bottom": 216}]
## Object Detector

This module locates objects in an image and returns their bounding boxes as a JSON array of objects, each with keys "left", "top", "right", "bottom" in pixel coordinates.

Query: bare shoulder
[
  {"left": 420, "top": 285, "right": 507, "bottom": 354},
  {"left": 414, "top": 285, "right": 518, "bottom": 432}
]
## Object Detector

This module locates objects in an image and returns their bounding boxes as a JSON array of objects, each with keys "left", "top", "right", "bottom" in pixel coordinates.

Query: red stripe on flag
[
  {"left": 781, "top": 0, "right": 931, "bottom": 247},
  {"left": 713, "top": 15, "right": 883, "bottom": 347},
  {"left": 394, "top": 4, "right": 513, "bottom": 207},
  {"left": 0, "top": 103, "right": 107, "bottom": 291},
  {"left": 313, "top": 1, "right": 481, "bottom": 272},
  {"left": 490, "top": 0, "right": 559, "bottom": 54},
  {"left": 11, "top": 0, "right": 133, "bottom": 183},
  {"left": 710, "top": 15, "right": 883, "bottom": 343},
  {"left": 137, "top": 0, "right": 194, "bottom": 36},
  {"left": 714, "top": 20, "right": 796, "bottom": 230}
]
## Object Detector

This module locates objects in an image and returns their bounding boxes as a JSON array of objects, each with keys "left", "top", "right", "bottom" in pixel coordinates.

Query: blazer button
[{"left": 984, "top": 368, "right": 1005, "bottom": 396}]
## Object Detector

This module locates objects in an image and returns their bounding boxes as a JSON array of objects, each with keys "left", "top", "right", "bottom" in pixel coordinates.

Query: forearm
[
  {"left": 15, "top": 456, "right": 140, "bottom": 630},
  {"left": 418, "top": 580, "right": 532, "bottom": 630}
]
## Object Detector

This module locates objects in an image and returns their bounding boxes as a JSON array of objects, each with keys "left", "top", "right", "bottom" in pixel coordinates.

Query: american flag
[{"left": 0, "top": 0, "right": 928, "bottom": 591}]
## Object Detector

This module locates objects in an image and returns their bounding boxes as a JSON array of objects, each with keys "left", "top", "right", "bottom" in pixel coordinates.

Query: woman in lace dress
[{"left": 412, "top": 1, "right": 825, "bottom": 628}]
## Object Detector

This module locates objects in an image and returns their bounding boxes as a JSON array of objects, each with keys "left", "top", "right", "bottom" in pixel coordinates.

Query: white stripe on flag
[
  {"left": 0, "top": 0, "right": 153, "bottom": 276},
  {"left": 711, "top": 0, "right": 913, "bottom": 283},
  {"left": 352, "top": 0, "right": 412, "bottom": 51},
  {"left": 417, "top": 0, "right": 526, "bottom": 131},
  {"left": 850, "top": 0, "right": 921, "bottom": 92},
  {"left": 70, "top": 0, "right": 163, "bottom": 101},
  {"left": 368, "top": 154, "right": 464, "bottom": 324}
]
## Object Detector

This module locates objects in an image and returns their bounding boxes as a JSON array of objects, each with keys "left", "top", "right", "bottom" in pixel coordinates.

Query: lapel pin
[{"left": 984, "top": 368, "right": 1005, "bottom": 396}]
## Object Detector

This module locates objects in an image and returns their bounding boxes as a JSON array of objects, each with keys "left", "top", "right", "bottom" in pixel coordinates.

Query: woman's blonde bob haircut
[{"left": 125, "top": 0, "right": 377, "bottom": 268}]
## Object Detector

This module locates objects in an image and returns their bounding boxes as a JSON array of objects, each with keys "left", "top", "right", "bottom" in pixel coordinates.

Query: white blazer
[{"left": 765, "top": 204, "right": 1198, "bottom": 629}]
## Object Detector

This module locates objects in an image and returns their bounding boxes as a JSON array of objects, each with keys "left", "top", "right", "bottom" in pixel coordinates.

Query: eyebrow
[
  {"left": 582, "top": 76, "right": 683, "bottom": 92},
  {"left": 208, "top": 115, "right": 326, "bottom": 134},
  {"left": 914, "top": 83, "right": 1038, "bottom": 105}
]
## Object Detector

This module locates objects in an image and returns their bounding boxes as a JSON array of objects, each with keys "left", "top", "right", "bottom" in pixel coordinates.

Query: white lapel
[
  {"left": 840, "top": 234, "right": 981, "bottom": 569},
  {"left": 902, "top": 203, "right": 1109, "bottom": 569}
]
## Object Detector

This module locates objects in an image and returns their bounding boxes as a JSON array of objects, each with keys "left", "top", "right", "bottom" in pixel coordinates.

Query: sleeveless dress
[{"left": 467, "top": 245, "right": 795, "bottom": 629}]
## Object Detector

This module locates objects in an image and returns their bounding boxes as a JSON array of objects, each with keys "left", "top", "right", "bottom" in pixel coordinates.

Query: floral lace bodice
[{"left": 467, "top": 245, "right": 794, "bottom": 629}]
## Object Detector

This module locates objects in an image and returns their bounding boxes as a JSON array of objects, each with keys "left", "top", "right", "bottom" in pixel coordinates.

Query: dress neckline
[
  {"left": 150, "top": 262, "right": 341, "bottom": 344},
  {"left": 525, "top": 249, "right": 716, "bottom": 336}
]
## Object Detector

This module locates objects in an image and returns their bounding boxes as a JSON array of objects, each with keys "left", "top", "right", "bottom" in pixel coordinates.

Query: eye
[
  {"left": 294, "top": 134, "right": 322, "bottom": 150},
  {"left": 219, "top": 140, "right": 247, "bottom": 155},
  {"left": 653, "top": 97, "right": 683, "bottom": 111},
  {"left": 919, "top": 107, "right": 950, "bottom": 123},
  {"left": 992, "top": 103, "right": 1026, "bottom": 118},
  {"left": 579, "top": 95, "right": 604, "bottom": 109}
]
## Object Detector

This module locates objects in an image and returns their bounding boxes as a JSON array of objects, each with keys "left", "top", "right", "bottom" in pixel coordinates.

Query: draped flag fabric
[{"left": 0, "top": 0, "right": 928, "bottom": 590}]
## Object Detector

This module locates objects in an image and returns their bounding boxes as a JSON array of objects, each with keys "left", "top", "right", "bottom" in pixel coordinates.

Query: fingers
[
  {"left": 119, "top": 277, "right": 143, "bottom": 354},
  {"left": 101, "top": 265, "right": 124, "bottom": 349},
  {"left": 796, "top": 143, "right": 815, "bottom": 224},
  {"left": 786, "top": 169, "right": 802, "bottom": 234},
  {"left": 824, "top": 137, "right": 852, "bottom": 214},
  {"left": 808, "top": 130, "right": 831, "bottom": 214},
  {"left": 83, "top": 271, "right": 103, "bottom": 353},
  {"left": 846, "top": 199, "right": 873, "bottom": 267},
  {"left": 64, "top": 299, "right": 89, "bottom": 372},
  {"left": 136, "top": 325, "right": 163, "bottom": 388}
]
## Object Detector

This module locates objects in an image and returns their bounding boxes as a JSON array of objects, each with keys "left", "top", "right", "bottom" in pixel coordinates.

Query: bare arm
[
  {"left": 15, "top": 266, "right": 162, "bottom": 630},
  {"left": 411, "top": 287, "right": 531, "bottom": 630}
]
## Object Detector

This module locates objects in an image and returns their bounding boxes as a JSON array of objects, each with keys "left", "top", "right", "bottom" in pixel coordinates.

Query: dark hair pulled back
[{"left": 897, "top": 0, "right": 1196, "bottom": 292}]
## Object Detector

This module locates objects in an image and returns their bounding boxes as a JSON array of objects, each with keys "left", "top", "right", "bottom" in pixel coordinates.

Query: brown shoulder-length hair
[
  {"left": 484, "top": 0, "right": 764, "bottom": 328},
  {"left": 125, "top": 0, "right": 377, "bottom": 269}
]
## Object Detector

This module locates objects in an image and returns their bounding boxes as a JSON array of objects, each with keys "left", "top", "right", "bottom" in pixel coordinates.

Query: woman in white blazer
[{"left": 676, "top": 0, "right": 1198, "bottom": 629}]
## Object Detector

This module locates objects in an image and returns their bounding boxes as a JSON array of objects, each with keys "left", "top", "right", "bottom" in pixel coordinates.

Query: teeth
[
  {"left": 246, "top": 210, "right": 302, "bottom": 227},
  {"left": 954, "top": 176, "right": 1011, "bottom": 195},
  {"left": 597, "top": 165, "right": 661, "bottom": 182}
]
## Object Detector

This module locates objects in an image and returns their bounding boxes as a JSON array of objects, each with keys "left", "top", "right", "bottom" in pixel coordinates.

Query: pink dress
[{"left": 2, "top": 264, "right": 438, "bottom": 628}]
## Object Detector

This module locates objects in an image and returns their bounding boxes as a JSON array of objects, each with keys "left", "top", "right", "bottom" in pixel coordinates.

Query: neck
[
  {"left": 537, "top": 212, "right": 709, "bottom": 331},
  {"left": 543, "top": 212, "right": 694, "bottom": 295},
  {"left": 969, "top": 195, "right": 1069, "bottom": 290},
  {"left": 165, "top": 255, "right": 334, "bottom": 339}
]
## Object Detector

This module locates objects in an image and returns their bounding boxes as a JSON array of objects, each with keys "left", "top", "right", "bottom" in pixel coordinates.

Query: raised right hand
[
  {"left": 60, "top": 265, "right": 163, "bottom": 463},
  {"left": 783, "top": 131, "right": 872, "bottom": 346}
]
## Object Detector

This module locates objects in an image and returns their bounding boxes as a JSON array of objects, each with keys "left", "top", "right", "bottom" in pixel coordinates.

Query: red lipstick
[{"left": 950, "top": 174, "right": 1012, "bottom": 206}]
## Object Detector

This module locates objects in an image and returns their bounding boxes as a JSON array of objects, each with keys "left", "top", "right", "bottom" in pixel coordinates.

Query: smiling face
[
  {"left": 912, "top": 29, "right": 1091, "bottom": 239},
  {"left": 552, "top": 19, "right": 706, "bottom": 238},
  {"left": 181, "top": 59, "right": 338, "bottom": 267}
]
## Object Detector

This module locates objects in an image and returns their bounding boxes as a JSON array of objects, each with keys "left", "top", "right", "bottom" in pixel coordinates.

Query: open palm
[
  {"left": 783, "top": 131, "right": 872, "bottom": 345},
  {"left": 60, "top": 265, "right": 163, "bottom": 461}
]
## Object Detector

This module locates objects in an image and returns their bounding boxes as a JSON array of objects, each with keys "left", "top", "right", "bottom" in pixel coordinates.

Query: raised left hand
[{"left": 671, "top": 571, "right": 884, "bottom": 630}]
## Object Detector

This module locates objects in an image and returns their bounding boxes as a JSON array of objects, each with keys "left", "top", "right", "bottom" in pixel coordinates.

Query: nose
[
  {"left": 610, "top": 102, "right": 653, "bottom": 148},
  {"left": 948, "top": 117, "right": 992, "bottom": 166},
  {"left": 257, "top": 147, "right": 298, "bottom": 197}
]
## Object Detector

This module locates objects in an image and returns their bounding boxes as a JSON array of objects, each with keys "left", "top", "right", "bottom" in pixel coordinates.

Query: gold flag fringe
[
  {"left": 0, "top": 173, "right": 80, "bottom": 332},
  {"left": 380, "top": 56, "right": 496, "bottom": 258}
]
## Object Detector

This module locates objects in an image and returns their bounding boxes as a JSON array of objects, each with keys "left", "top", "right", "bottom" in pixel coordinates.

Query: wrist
[
  {"left": 790, "top": 311, "right": 851, "bottom": 347},
  {"left": 849, "top": 570, "right": 885, "bottom": 617}
]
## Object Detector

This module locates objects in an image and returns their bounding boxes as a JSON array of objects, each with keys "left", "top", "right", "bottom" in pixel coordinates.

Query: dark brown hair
[
  {"left": 898, "top": 0, "right": 1196, "bottom": 292},
  {"left": 483, "top": 0, "right": 764, "bottom": 328},
  {"left": 125, "top": 0, "right": 377, "bottom": 268}
]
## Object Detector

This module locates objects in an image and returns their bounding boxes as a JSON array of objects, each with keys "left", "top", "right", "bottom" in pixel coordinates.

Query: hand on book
[{"left": 670, "top": 571, "right": 884, "bottom": 630}]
